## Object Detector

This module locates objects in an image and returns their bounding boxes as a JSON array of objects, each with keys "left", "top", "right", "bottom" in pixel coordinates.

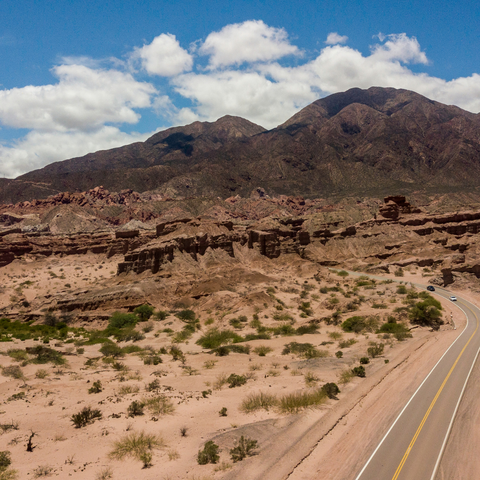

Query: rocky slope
[{"left": 2, "top": 87, "right": 480, "bottom": 204}]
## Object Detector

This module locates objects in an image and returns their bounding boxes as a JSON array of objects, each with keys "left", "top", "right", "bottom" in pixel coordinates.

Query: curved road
[{"left": 354, "top": 285, "right": 480, "bottom": 480}]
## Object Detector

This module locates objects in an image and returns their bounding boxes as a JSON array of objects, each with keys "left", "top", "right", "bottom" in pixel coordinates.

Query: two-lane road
[{"left": 355, "top": 287, "right": 480, "bottom": 480}]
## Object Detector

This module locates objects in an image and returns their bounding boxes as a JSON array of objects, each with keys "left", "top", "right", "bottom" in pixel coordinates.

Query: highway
[{"left": 354, "top": 286, "right": 480, "bottom": 480}]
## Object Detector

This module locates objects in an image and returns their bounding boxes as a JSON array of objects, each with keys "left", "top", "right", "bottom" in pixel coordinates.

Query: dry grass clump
[
  {"left": 143, "top": 396, "right": 175, "bottom": 416},
  {"left": 95, "top": 467, "right": 113, "bottom": 480},
  {"left": 109, "top": 431, "right": 167, "bottom": 465},
  {"left": 304, "top": 371, "right": 320, "bottom": 387},
  {"left": 338, "top": 369, "right": 354, "bottom": 384},
  {"left": 240, "top": 391, "right": 278, "bottom": 413},
  {"left": 213, "top": 373, "right": 229, "bottom": 390},
  {"left": 117, "top": 385, "right": 140, "bottom": 395},
  {"left": 278, "top": 388, "right": 328, "bottom": 414},
  {"left": 32, "top": 465, "right": 53, "bottom": 478},
  {"left": 35, "top": 369, "right": 49, "bottom": 379}
]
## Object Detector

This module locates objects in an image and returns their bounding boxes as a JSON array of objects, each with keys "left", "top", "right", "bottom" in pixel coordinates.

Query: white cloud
[
  {"left": 370, "top": 33, "right": 428, "bottom": 64},
  {"left": 199, "top": 20, "right": 300, "bottom": 69},
  {"left": 133, "top": 34, "right": 193, "bottom": 76},
  {"left": 3, "top": 24, "right": 480, "bottom": 180},
  {"left": 325, "top": 32, "right": 348, "bottom": 45},
  {"left": 0, "top": 127, "right": 155, "bottom": 178},
  {"left": 0, "top": 64, "right": 156, "bottom": 131}
]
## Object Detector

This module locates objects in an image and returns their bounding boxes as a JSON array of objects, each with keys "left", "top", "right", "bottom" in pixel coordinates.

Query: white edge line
[
  {"left": 429, "top": 303, "right": 480, "bottom": 480},
  {"left": 354, "top": 292, "right": 470, "bottom": 480}
]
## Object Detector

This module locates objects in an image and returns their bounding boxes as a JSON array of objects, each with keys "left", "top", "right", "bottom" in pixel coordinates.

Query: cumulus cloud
[
  {"left": 199, "top": 20, "right": 300, "bottom": 69},
  {"left": 3, "top": 22, "right": 480, "bottom": 179},
  {"left": 132, "top": 33, "right": 193, "bottom": 76},
  {"left": 325, "top": 32, "right": 348, "bottom": 45},
  {"left": 0, "top": 127, "right": 154, "bottom": 178},
  {"left": 0, "top": 64, "right": 156, "bottom": 131}
]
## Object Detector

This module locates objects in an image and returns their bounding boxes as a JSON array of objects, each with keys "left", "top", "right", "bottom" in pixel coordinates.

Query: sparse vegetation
[
  {"left": 71, "top": 406, "right": 102, "bottom": 427},
  {"left": 197, "top": 441, "right": 220, "bottom": 465},
  {"left": 279, "top": 388, "right": 328, "bottom": 413},
  {"left": 109, "top": 431, "right": 166, "bottom": 466},
  {"left": 230, "top": 436, "right": 258, "bottom": 462}
]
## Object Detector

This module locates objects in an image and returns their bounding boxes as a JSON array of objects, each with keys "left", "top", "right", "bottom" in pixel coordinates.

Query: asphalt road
[{"left": 354, "top": 285, "right": 480, "bottom": 480}]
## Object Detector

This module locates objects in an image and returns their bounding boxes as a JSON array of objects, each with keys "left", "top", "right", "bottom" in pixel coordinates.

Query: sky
[{"left": 1, "top": 0, "right": 480, "bottom": 178}]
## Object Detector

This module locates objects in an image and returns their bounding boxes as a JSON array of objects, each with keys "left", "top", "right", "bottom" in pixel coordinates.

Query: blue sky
[{"left": 1, "top": 0, "right": 480, "bottom": 178}]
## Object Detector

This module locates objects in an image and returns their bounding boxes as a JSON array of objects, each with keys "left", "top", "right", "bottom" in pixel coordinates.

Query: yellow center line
[{"left": 392, "top": 301, "right": 479, "bottom": 480}]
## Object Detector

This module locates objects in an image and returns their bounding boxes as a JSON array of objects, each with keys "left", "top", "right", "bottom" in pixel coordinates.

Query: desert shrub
[
  {"left": 377, "top": 322, "right": 409, "bottom": 334},
  {"left": 228, "top": 344, "right": 251, "bottom": 354},
  {"left": 219, "top": 407, "right": 228, "bottom": 417},
  {"left": 272, "top": 313, "right": 294, "bottom": 322},
  {"left": 133, "top": 304, "right": 154, "bottom": 322},
  {"left": 213, "top": 373, "right": 229, "bottom": 390},
  {"left": 108, "top": 312, "right": 137, "bottom": 329},
  {"left": 32, "top": 465, "right": 53, "bottom": 478},
  {"left": 367, "top": 343, "right": 385, "bottom": 358},
  {"left": 360, "top": 357, "right": 370, "bottom": 365},
  {"left": 71, "top": 406, "right": 102, "bottom": 427},
  {"left": 169, "top": 345, "right": 185, "bottom": 362},
  {"left": 329, "top": 332, "right": 343, "bottom": 340},
  {"left": 197, "top": 441, "right": 220, "bottom": 465},
  {"left": 299, "top": 302, "right": 313, "bottom": 316},
  {"left": 352, "top": 366, "right": 366, "bottom": 377},
  {"left": 127, "top": 400, "right": 145, "bottom": 417},
  {"left": 282, "top": 342, "right": 328, "bottom": 359},
  {"left": 227, "top": 374, "right": 247, "bottom": 388},
  {"left": 154, "top": 310, "right": 168, "bottom": 321},
  {"left": 142, "top": 322, "right": 154, "bottom": 333},
  {"left": 7, "top": 349, "right": 29, "bottom": 363},
  {"left": 43, "top": 312, "right": 58, "bottom": 327},
  {"left": 271, "top": 324, "right": 296, "bottom": 336},
  {"left": 394, "top": 331, "right": 413, "bottom": 341},
  {"left": 394, "top": 268, "right": 404, "bottom": 277},
  {"left": 118, "top": 385, "right": 140, "bottom": 395},
  {"left": 145, "top": 379, "right": 160, "bottom": 392},
  {"left": 372, "top": 303, "right": 387, "bottom": 309},
  {"left": 337, "top": 270, "right": 349, "bottom": 277},
  {"left": 253, "top": 345, "right": 272, "bottom": 357},
  {"left": 213, "top": 346, "right": 230, "bottom": 356},
  {"left": 35, "top": 369, "right": 49, "bottom": 379},
  {"left": 341, "top": 316, "right": 379, "bottom": 333},
  {"left": 338, "top": 338, "right": 357, "bottom": 348},
  {"left": 99, "top": 343, "right": 124, "bottom": 358},
  {"left": 27, "top": 346, "right": 66, "bottom": 365},
  {"left": 109, "top": 431, "right": 166, "bottom": 464},
  {"left": 89, "top": 380, "right": 102, "bottom": 394},
  {"left": 296, "top": 324, "right": 319, "bottom": 335},
  {"left": 143, "top": 355, "right": 162, "bottom": 365},
  {"left": 143, "top": 396, "right": 175, "bottom": 416},
  {"left": 0, "top": 451, "right": 11, "bottom": 470},
  {"left": 196, "top": 328, "right": 243, "bottom": 349},
  {"left": 230, "top": 436, "right": 258, "bottom": 462},
  {"left": 278, "top": 388, "right": 328, "bottom": 413},
  {"left": 321, "top": 383, "right": 340, "bottom": 399},
  {"left": 409, "top": 296, "right": 443, "bottom": 330},
  {"left": 95, "top": 467, "right": 113, "bottom": 480},
  {"left": 241, "top": 391, "right": 278, "bottom": 413},
  {"left": 335, "top": 351, "right": 343, "bottom": 358},
  {"left": 1, "top": 365, "right": 25, "bottom": 381},
  {"left": 244, "top": 333, "right": 271, "bottom": 341},
  {"left": 175, "top": 309, "right": 196, "bottom": 322},
  {"left": 396, "top": 285, "right": 407, "bottom": 294},
  {"left": 304, "top": 371, "right": 319, "bottom": 386}
]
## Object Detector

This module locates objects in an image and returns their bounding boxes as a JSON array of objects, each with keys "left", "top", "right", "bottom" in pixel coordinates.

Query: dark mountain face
[{"left": 2, "top": 87, "right": 480, "bottom": 204}]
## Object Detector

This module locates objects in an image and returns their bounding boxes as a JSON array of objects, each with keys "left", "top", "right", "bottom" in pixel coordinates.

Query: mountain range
[{"left": 2, "top": 86, "right": 480, "bottom": 204}]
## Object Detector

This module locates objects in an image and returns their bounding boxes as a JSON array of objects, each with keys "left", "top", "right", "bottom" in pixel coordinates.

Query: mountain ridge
[{"left": 2, "top": 86, "right": 480, "bottom": 204}]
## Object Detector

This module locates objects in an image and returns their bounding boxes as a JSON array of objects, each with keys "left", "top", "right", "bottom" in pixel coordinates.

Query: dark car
[{"left": 427, "top": 285, "right": 435, "bottom": 291}]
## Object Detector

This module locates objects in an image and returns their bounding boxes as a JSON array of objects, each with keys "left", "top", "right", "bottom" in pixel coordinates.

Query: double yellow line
[{"left": 392, "top": 301, "right": 479, "bottom": 480}]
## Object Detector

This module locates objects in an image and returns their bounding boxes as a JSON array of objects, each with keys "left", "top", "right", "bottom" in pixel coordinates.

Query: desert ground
[{"left": 0, "top": 249, "right": 465, "bottom": 480}]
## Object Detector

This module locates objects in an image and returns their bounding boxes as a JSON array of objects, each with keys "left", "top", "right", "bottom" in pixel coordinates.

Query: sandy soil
[{"left": 0, "top": 260, "right": 466, "bottom": 480}]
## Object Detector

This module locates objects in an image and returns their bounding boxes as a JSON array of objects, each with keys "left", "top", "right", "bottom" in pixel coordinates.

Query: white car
[{"left": 450, "top": 296, "right": 457, "bottom": 301}]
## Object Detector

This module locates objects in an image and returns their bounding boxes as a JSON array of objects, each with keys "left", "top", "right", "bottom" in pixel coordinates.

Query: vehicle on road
[
  {"left": 427, "top": 285, "right": 435, "bottom": 291},
  {"left": 450, "top": 296, "right": 457, "bottom": 301}
]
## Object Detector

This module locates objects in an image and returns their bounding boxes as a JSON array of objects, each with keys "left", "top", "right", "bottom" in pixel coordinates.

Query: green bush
[
  {"left": 197, "top": 441, "right": 220, "bottom": 465},
  {"left": 108, "top": 312, "right": 137, "bottom": 329},
  {"left": 321, "top": 383, "right": 340, "bottom": 399},
  {"left": 335, "top": 351, "right": 343, "bottom": 358},
  {"left": 367, "top": 343, "right": 384, "bottom": 358},
  {"left": 99, "top": 343, "right": 124, "bottom": 358},
  {"left": 227, "top": 374, "right": 247, "bottom": 388},
  {"left": 230, "top": 436, "right": 258, "bottom": 462},
  {"left": 359, "top": 357, "right": 370, "bottom": 365},
  {"left": 27, "top": 346, "right": 66, "bottom": 365},
  {"left": 88, "top": 380, "right": 102, "bottom": 394},
  {"left": 396, "top": 285, "right": 407, "bottom": 294},
  {"left": 341, "top": 316, "right": 379, "bottom": 333},
  {"left": 154, "top": 310, "right": 168, "bottom": 321},
  {"left": 219, "top": 407, "right": 228, "bottom": 417},
  {"left": 175, "top": 309, "right": 196, "bottom": 322},
  {"left": 0, "top": 451, "right": 11, "bottom": 470},
  {"left": 196, "top": 328, "right": 243, "bottom": 349},
  {"left": 127, "top": 401, "right": 145, "bottom": 417},
  {"left": 409, "top": 296, "right": 443, "bottom": 330},
  {"left": 352, "top": 366, "right": 366, "bottom": 377},
  {"left": 133, "top": 304, "right": 154, "bottom": 321},
  {"left": 71, "top": 406, "right": 102, "bottom": 428}
]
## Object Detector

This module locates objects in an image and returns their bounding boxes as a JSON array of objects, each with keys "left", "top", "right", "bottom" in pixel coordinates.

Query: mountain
[{"left": 2, "top": 87, "right": 480, "bottom": 204}]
